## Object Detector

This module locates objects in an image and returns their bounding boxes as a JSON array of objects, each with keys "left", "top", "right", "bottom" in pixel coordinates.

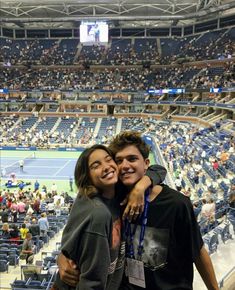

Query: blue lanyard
[{"left": 124, "top": 188, "right": 150, "bottom": 260}]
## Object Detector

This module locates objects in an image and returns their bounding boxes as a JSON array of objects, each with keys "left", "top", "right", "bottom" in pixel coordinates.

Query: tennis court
[
  {"left": 0, "top": 149, "right": 156, "bottom": 193},
  {"left": 1, "top": 151, "right": 80, "bottom": 180},
  {"left": 0, "top": 150, "right": 82, "bottom": 193}
]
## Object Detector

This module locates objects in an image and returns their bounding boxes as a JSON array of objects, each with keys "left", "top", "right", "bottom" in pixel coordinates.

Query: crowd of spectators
[
  {"left": 0, "top": 62, "right": 234, "bottom": 91},
  {"left": 1, "top": 117, "right": 234, "bottom": 231},
  {"left": 0, "top": 182, "right": 73, "bottom": 239},
  {"left": 0, "top": 28, "right": 234, "bottom": 66},
  {"left": 0, "top": 38, "right": 78, "bottom": 66},
  {"left": 160, "top": 29, "right": 234, "bottom": 64},
  {"left": 0, "top": 115, "right": 97, "bottom": 148},
  {"left": 0, "top": 27, "right": 234, "bottom": 92},
  {"left": 0, "top": 180, "right": 73, "bottom": 273}
]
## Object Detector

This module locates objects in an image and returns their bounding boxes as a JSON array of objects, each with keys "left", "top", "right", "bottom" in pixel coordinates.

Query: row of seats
[
  {"left": 203, "top": 221, "right": 233, "bottom": 255},
  {"left": 1, "top": 27, "right": 234, "bottom": 65}
]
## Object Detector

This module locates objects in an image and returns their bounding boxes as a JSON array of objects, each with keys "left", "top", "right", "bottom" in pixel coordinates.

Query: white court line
[
  {"left": 22, "top": 165, "right": 61, "bottom": 168},
  {"left": 2, "top": 175, "right": 70, "bottom": 179},
  {"left": 53, "top": 160, "right": 71, "bottom": 177}
]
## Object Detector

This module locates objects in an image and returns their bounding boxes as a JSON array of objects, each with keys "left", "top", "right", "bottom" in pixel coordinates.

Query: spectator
[
  {"left": 201, "top": 197, "right": 216, "bottom": 224},
  {"left": 194, "top": 172, "right": 200, "bottom": 190},
  {"left": 29, "top": 218, "right": 40, "bottom": 237},
  {"left": 9, "top": 224, "right": 20, "bottom": 242},
  {"left": 0, "top": 192, "right": 3, "bottom": 205},
  {"left": 212, "top": 159, "right": 219, "bottom": 171},
  {"left": 47, "top": 201, "right": 55, "bottom": 215},
  {"left": 0, "top": 206, "right": 9, "bottom": 222},
  {"left": 220, "top": 151, "right": 229, "bottom": 165},
  {"left": 175, "top": 176, "right": 182, "bottom": 191},
  {"left": 38, "top": 212, "right": 49, "bottom": 236},
  {"left": 58, "top": 131, "right": 218, "bottom": 290},
  {"left": 32, "top": 198, "right": 40, "bottom": 214},
  {"left": 20, "top": 233, "right": 34, "bottom": 264},
  {"left": 17, "top": 197, "right": 26, "bottom": 215},
  {"left": 183, "top": 187, "right": 192, "bottom": 198},
  {"left": 34, "top": 180, "right": 40, "bottom": 192},
  {"left": 42, "top": 184, "right": 47, "bottom": 193},
  {"left": 51, "top": 183, "right": 58, "bottom": 194},
  {"left": 55, "top": 143, "right": 161, "bottom": 289},
  {"left": 40, "top": 199, "right": 47, "bottom": 213},
  {"left": 1, "top": 223, "right": 11, "bottom": 239},
  {"left": 193, "top": 201, "right": 201, "bottom": 221},
  {"left": 20, "top": 223, "right": 29, "bottom": 240},
  {"left": 27, "top": 204, "right": 34, "bottom": 215}
]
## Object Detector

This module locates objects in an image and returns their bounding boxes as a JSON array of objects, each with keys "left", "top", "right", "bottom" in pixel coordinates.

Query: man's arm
[
  {"left": 57, "top": 253, "right": 80, "bottom": 287},
  {"left": 194, "top": 246, "right": 219, "bottom": 290}
]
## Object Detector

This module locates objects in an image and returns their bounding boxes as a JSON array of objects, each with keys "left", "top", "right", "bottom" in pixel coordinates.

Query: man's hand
[
  {"left": 121, "top": 176, "right": 151, "bottom": 221},
  {"left": 57, "top": 253, "right": 80, "bottom": 287}
]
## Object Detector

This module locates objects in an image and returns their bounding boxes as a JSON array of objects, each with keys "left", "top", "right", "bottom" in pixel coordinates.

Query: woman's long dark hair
[{"left": 74, "top": 144, "right": 115, "bottom": 197}]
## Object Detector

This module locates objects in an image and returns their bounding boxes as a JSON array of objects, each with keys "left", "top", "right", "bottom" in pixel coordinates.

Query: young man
[
  {"left": 57, "top": 131, "right": 218, "bottom": 290},
  {"left": 109, "top": 131, "right": 218, "bottom": 290}
]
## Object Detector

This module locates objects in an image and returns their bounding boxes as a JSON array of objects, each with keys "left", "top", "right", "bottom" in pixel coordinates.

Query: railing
[{"left": 219, "top": 266, "right": 235, "bottom": 289}]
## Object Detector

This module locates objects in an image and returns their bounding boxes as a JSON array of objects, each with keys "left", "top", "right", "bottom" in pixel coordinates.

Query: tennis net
[{"left": 2, "top": 152, "right": 36, "bottom": 176}]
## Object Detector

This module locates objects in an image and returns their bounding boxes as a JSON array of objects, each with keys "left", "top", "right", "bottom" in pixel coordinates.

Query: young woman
[{"left": 55, "top": 144, "right": 126, "bottom": 290}]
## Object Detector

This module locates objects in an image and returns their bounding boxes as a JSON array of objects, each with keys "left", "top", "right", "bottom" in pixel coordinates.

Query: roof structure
[{"left": 1, "top": 0, "right": 235, "bottom": 28}]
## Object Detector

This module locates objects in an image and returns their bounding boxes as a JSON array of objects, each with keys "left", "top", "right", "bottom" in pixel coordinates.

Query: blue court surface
[{"left": 1, "top": 157, "right": 77, "bottom": 180}]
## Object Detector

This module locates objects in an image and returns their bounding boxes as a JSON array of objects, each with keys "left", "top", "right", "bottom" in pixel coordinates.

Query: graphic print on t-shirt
[
  {"left": 133, "top": 226, "right": 169, "bottom": 270},
  {"left": 109, "top": 217, "right": 125, "bottom": 274}
]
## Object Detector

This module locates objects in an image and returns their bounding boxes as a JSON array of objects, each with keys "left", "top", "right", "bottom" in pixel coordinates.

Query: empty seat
[
  {"left": 26, "top": 280, "right": 44, "bottom": 289},
  {"left": 0, "top": 259, "right": 9, "bottom": 272},
  {"left": 11, "top": 279, "right": 27, "bottom": 290},
  {"left": 215, "top": 223, "right": 233, "bottom": 243},
  {"left": 203, "top": 231, "right": 219, "bottom": 255},
  {"left": 43, "top": 256, "right": 56, "bottom": 270},
  {"left": 9, "top": 253, "right": 19, "bottom": 266}
]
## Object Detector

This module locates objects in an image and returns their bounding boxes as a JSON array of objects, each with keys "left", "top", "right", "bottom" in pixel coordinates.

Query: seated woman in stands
[{"left": 1, "top": 222, "right": 11, "bottom": 240}]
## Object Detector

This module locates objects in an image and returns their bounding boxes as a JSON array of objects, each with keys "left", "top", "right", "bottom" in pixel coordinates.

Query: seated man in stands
[{"left": 20, "top": 233, "right": 35, "bottom": 264}]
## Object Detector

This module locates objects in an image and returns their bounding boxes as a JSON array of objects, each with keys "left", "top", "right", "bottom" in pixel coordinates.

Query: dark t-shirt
[
  {"left": 121, "top": 185, "right": 203, "bottom": 290},
  {"left": 29, "top": 224, "right": 40, "bottom": 236},
  {"left": 1, "top": 210, "right": 9, "bottom": 223}
]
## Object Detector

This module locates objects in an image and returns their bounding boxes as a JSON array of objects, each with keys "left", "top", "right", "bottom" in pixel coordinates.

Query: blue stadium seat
[
  {"left": 203, "top": 231, "right": 219, "bottom": 255},
  {"left": 214, "top": 223, "right": 233, "bottom": 243},
  {"left": 0, "top": 259, "right": 9, "bottom": 272}
]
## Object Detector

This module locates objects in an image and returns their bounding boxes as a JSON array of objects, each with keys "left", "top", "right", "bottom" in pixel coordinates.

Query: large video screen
[{"left": 80, "top": 22, "right": 108, "bottom": 44}]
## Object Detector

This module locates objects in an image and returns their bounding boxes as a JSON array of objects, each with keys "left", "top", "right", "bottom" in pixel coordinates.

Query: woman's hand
[{"left": 121, "top": 175, "right": 152, "bottom": 221}]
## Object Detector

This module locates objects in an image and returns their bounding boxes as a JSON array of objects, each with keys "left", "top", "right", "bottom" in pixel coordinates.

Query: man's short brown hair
[{"left": 109, "top": 131, "right": 150, "bottom": 159}]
